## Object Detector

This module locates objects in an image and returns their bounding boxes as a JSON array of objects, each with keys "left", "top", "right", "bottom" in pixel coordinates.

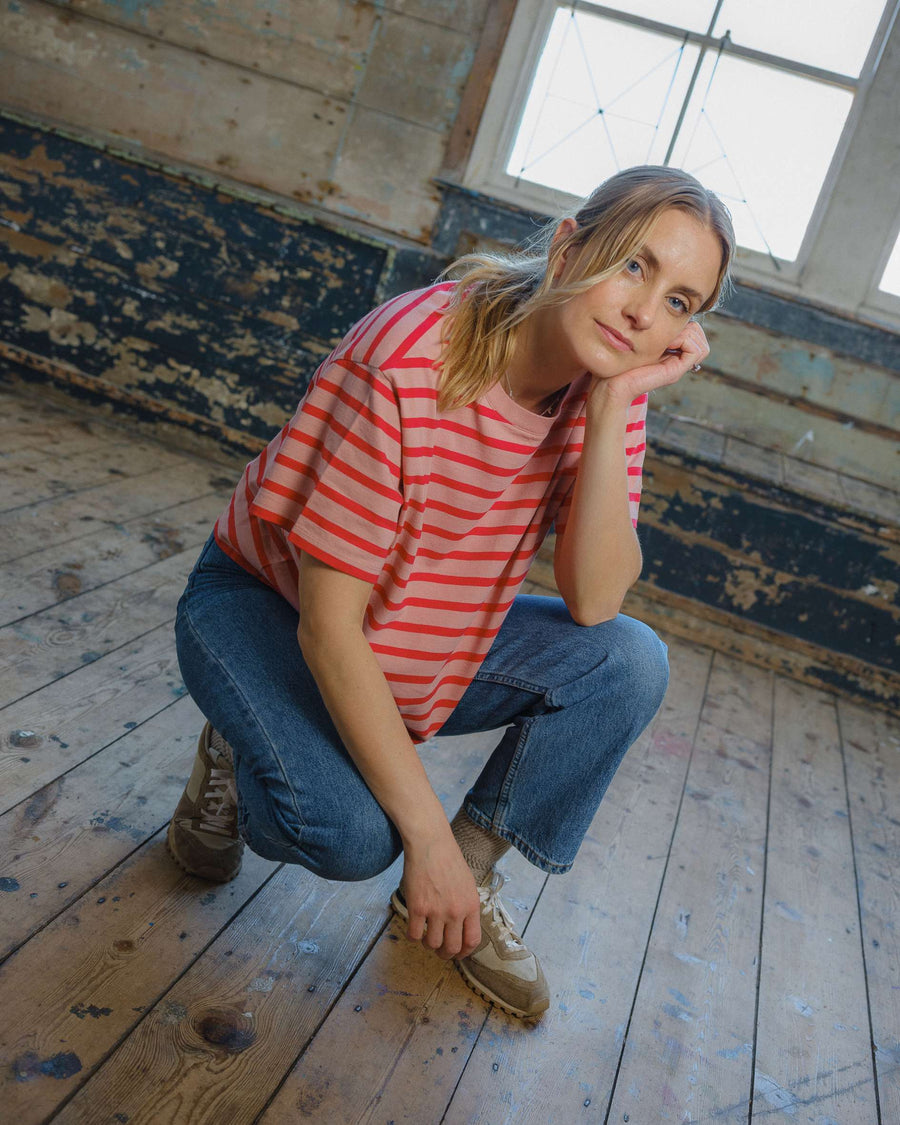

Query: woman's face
[{"left": 550, "top": 208, "right": 723, "bottom": 380}]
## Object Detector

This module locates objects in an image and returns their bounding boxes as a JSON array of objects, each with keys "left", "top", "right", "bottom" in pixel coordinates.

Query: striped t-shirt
[{"left": 214, "top": 282, "right": 648, "bottom": 740}]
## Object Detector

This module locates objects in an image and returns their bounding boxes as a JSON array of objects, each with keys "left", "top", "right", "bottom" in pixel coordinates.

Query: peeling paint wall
[{"left": 0, "top": 118, "right": 396, "bottom": 446}]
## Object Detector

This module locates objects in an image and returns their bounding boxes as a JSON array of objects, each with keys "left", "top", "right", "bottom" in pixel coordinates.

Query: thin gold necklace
[{"left": 503, "top": 370, "right": 562, "bottom": 417}]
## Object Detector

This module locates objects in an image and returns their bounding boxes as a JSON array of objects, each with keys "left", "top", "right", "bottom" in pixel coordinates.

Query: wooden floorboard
[
  {"left": 606, "top": 654, "right": 774, "bottom": 1123},
  {"left": 1, "top": 386, "right": 897, "bottom": 1124},
  {"left": 0, "top": 623, "right": 185, "bottom": 814},
  {"left": 840, "top": 698, "right": 900, "bottom": 1122},
  {"left": 751, "top": 679, "right": 876, "bottom": 1120},
  {"left": 0, "top": 491, "right": 225, "bottom": 625}
]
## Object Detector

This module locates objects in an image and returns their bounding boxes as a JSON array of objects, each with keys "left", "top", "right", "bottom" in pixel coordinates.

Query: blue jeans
[{"left": 175, "top": 536, "right": 669, "bottom": 879}]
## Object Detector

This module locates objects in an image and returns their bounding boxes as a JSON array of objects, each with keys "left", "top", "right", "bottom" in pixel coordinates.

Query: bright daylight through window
[
  {"left": 507, "top": 0, "right": 882, "bottom": 261},
  {"left": 465, "top": 0, "right": 900, "bottom": 324}
]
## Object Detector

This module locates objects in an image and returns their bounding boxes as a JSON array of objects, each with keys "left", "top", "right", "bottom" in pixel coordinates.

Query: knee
[
  {"left": 605, "top": 616, "right": 670, "bottom": 714},
  {"left": 239, "top": 795, "right": 401, "bottom": 882}
]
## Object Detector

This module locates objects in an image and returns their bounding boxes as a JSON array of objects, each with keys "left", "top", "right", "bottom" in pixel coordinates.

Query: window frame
[{"left": 461, "top": 0, "right": 900, "bottom": 330}]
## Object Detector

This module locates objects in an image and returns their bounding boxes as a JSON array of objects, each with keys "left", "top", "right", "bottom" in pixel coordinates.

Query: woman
[{"left": 167, "top": 166, "right": 734, "bottom": 1020}]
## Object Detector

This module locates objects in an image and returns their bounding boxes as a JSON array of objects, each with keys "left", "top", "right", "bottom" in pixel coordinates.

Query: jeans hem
[{"left": 462, "top": 800, "right": 574, "bottom": 875}]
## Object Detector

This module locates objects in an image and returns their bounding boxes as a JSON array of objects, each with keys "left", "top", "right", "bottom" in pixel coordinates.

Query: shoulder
[{"left": 337, "top": 282, "right": 457, "bottom": 375}]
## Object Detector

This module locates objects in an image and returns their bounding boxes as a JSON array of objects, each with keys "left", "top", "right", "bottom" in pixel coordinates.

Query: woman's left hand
[{"left": 591, "top": 320, "right": 710, "bottom": 407}]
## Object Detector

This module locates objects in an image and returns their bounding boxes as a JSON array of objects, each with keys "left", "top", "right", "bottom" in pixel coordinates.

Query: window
[
  {"left": 464, "top": 0, "right": 900, "bottom": 328},
  {"left": 881, "top": 235, "right": 900, "bottom": 297}
]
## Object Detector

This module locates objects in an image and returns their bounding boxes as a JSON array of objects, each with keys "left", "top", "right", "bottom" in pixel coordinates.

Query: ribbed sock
[{"left": 451, "top": 807, "right": 510, "bottom": 885}]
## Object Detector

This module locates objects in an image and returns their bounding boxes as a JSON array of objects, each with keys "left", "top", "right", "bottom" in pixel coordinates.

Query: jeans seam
[
  {"left": 474, "top": 670, "right": 549, "bottom": 695},
  {"left": 178, "top": 601, "right": 307, "bottom": 839}
]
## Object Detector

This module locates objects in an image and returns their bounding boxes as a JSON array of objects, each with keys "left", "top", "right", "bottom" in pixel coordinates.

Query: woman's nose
[{"left": 623, "top": 296, "right": 654, "bottom": 330}]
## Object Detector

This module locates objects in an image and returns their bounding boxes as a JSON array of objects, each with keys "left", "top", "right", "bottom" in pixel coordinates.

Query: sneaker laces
[
  {"left": 478, "top": 871, "right": 526, "bottom": 952},
  {"left": 201, "top": 768, "right": 237, "bottom": 836}
]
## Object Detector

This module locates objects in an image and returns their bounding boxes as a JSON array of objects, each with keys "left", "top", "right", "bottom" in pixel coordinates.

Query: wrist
[
  {"left": 396, "top": 802, "right": 453, "bottom": 851},
  {"left": 585, "top": 378, "right": 633, "bottom": 424}
]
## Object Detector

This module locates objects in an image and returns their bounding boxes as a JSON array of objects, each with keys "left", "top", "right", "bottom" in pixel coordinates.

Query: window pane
[
  {"left": 668, "top": 54, "right": 853, "bottom": 260},
  {"left": 880, "top": 233, "right": 900, "bottom": 297},
  {"left": 712, "top": 0, "right": 886, "bottom": 76},
  {"left": 507, "top": 9, "right": 699, "bottom": 196},
  {"left": 595, "top": 0, "right": 720, "bottom": 34}
]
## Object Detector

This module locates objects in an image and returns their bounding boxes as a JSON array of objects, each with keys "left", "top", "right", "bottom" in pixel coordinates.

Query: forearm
[
  {"left": 297, "top": 617, "right": 450, "bottom": 849},
  {"left": 553, "top": 390, "right": 643, "bottom": 625}
]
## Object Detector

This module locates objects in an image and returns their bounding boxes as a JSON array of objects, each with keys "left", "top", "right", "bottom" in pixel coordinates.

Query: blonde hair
[{"left": 437, "top": 166, "right": 734, "bottom": 411}]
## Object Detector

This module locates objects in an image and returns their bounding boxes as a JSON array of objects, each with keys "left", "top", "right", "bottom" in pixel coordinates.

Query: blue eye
[
  {"left": 625, "top": 259, "right": 642, "bottom": 275},
  {"left": 668, "top": 296, "right": 687, "bottom": 313}
]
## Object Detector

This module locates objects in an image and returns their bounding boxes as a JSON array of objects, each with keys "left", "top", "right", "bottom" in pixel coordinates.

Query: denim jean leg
[
  {"left": 441, "top": 595, "right": 669, "bottom": 872},
  {"left": 174, "top": 536, "right": 402, "bottom": 881}
]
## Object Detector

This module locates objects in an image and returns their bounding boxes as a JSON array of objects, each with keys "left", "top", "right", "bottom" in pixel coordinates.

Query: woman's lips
[{"left": 597, "top": 323, "right": 634, "bottom": 352}]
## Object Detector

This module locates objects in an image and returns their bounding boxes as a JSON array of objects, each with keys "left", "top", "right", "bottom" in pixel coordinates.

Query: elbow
[
  {"left": 565, "top": 599, "right": 622, "bottom": 627},
  {"left": 557, "top": 568, "right": 640, "bottom": 627}
]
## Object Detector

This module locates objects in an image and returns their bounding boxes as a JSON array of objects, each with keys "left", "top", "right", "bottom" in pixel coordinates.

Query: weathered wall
[
  {"left": 0, "top": 0, "right": 487, "bottom": 240},
  {"left": 1, "top": 3, "right": 898, "bottom": 703}
]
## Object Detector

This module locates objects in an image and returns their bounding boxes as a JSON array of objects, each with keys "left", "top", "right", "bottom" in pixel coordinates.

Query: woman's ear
[{"left": 550, "top": 217, "right": 578, "bottom": 279}]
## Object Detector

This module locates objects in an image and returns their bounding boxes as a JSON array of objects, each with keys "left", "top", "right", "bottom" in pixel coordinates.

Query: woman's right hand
[{"left": 400, "top": 830, "right": 482, "bottom": 960}]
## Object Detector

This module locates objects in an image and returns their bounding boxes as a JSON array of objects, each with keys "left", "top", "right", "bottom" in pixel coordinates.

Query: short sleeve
[
  {"left": 553, "top": 391, "right": 648, "bottom": 536},
  {"left": 248, "top": 358, "right": 403, "bottom": 583}
]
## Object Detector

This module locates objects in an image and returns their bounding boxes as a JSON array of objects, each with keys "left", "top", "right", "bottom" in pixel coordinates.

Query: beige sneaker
[
  {"left": 166, "top": 722, "right": 244, "bottom": 883},
  {"left": 391, "top": 871, "right": 550, "bottom": 1020}
]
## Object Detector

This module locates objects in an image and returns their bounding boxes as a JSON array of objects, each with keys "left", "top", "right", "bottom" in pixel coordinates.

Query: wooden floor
[{"left": 1, "top": 384, "right": 898, "bottom": 1125}]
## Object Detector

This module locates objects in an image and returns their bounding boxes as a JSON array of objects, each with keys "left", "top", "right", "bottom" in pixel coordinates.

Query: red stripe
[
  {"left": 373, "top": 590, "right": 517, "bottom": 615},
  {"left": 285, "top": 428, "right": 400, "bottom": 491},
  {"left": 369, "top": 642, "right": 484, "bottom": 664},
  {"left": 394, "top": 543, "right": 513, "bottom": 564},
  {"left": 299, "top": 508, "right": 387, "bottom": 557},
  {"left": 397, "top": 415, "right": 539, "bottom": 456},
  {"left": 392, "top": 684, "right": 471, "bottom": 705},
  {"left": 312, "top": 479, "right": 398, "bottom": 532},
  {"left": 275, "top": 449, "right": 399, "bottom": 504},
  {"left": 362, "top": 288, "right": 443, "bottom": 365},
  {"left": 288, "top": 415, "right": 400, "bottom": 482},
  {"left": 315, "top": 378, "right": 401, "bottom": 443},
  {"left": 258, "top": 476, "right": 311, "bottom": 507},
  {"left": 303, "top": 398, "right": 401, "bottom": 455},
  {"left": 383, "top": 308, "right": 444, "bottom": 368},
  {"left": 408, "top": 472, "right": 507, "bottom": 500},
  {"left": 319, "top": 362, "right": 400, "bottom": 418},
  {"left": 344, "top": 291, "right": 410, "bottom": 351},
  {"left": 227, "top": 494, "right": 238, "bottom": 546}
]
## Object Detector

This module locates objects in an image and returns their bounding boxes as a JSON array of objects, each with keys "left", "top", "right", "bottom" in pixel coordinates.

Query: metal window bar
[
  {"left": 570, "top": 0, "right": 860, "bottom": 90},
  {"left": 554, "top": 0, "right": 852, "bottom": 267}
]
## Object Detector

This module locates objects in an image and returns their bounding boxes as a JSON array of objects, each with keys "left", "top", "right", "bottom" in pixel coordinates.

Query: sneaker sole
[
  {"left": 389, "top": 891, "right": 547, "bottom": 1021},
  {"left": 165, "top": 820, "right": 243, "bottom": 884}
]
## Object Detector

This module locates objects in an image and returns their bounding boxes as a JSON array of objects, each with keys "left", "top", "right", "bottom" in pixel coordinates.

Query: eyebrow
[{"left": 640, "top": 244, "right": 707, "bottom": 307}]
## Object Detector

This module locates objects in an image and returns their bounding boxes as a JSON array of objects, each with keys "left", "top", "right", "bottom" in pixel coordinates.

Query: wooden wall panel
[
  {"left": 1, "top": 1, "right": 339, "bottom": 203},
  {"left": 0, "top": 0, "right": 488, "bottom": 240},
  {"left": 57, "top": 0, "right": 378, "bottom": 100}
]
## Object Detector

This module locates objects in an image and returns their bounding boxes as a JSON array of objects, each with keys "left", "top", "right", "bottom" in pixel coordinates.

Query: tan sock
[{"left": 451, "top": 807, "right": 510, "bottom": 885}]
